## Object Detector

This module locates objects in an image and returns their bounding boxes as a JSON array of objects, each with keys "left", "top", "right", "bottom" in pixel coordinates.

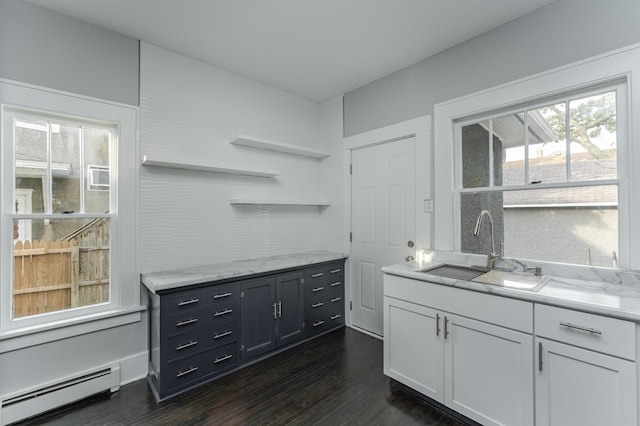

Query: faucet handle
[{"left": 525, "top": 266, "right": 542, "bottom": 276}]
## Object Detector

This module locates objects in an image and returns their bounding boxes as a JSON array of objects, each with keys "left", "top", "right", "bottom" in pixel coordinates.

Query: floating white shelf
[
  {"left": 141, "top": 155, "right": 278, "bottom": 178},
  {"left": 229, "top": 199, "right": 332, "bottom": 207},
  {"left": 229, "top": 135, "right": 330, "bottom": 159}
]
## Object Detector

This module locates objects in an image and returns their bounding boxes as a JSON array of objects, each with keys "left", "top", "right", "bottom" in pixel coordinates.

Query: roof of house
[{"left": 501, "top": 153, "right": 617, "bottom": 206}]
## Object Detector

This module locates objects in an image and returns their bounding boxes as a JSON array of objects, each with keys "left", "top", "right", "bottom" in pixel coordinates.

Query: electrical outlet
[{"left": 424, "top": 199, "right": 434, "bottom": 213}]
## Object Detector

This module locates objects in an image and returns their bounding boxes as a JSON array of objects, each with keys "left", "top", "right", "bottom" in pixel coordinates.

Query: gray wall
[
  {"left": 0, "top": 0, "right": 146, "bottom": 401},
  {"left": 344, "top": 0, "right": 640, "bottom": 136},
  {"left": 0, "top": 0, "right": 139, "bottom": 106}
]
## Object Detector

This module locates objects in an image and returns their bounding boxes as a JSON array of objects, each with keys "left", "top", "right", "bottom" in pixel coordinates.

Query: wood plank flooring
[{"left": 17, "top": 327, "right": 468, "bottom": 426}]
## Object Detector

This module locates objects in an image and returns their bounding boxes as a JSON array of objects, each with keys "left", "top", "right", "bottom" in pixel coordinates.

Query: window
[
  {"left": 88, "top": 165, "right": 111, "bottom": 191},
  {"left": 433, "top": 46, "right": 640, "bottom": 270},
  {"left": 1, "top": 81, "right": 138, "bottom": 335},
  {"left": 456, "top": 85, "right": 623, "bottom": 267},
  {"left": 10, "top": 114, "right": 114, "bottom": 319}
]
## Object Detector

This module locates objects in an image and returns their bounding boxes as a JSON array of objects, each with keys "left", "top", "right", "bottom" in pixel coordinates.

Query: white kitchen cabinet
[
  {"left": 384, "top": 298, "right": 443, "bottom": 402},
  {"left": 445, "top": 313, "right": 533, "bottom": 426},
  {"left": 535, "top": 304, "right": 637, "bottom": 426},
  {"left": 383, "top": 274, "right": 534, "bottom": 426}
]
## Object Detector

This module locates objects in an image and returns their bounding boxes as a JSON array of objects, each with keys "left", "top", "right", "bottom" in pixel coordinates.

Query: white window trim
[
  {"left": 434, "top": 43, "right": 640, "bottom": 270},
  {"left": 0, "top": 79, "right": 140, "bottom": 345}
]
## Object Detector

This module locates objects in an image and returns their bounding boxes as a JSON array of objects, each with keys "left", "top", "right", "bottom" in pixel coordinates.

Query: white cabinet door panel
[
  {"left": 445, "top": 314, "right": 534, "bottom": 426},
  {"left": 536, "top": 337, "right": 637, "bottom": 426},
  {"left": 383, "top": 297, "right": 444, "bottom": 403}
]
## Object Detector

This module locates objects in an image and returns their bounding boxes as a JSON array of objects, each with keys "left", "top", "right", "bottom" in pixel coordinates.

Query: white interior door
[{"left": 351, "top": 137, "right": 416, "bottom": 336}]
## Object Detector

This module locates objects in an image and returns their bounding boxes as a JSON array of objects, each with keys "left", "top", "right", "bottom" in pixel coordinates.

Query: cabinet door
[
  {"left": 240, "top": 276, "right": 277, "bottom": 361},
  {"left": 444, "top": 314, "right": 533, "bottom": 426},
  {"left": 536, "top": 337, "right": 637, "bottom": 426},
  {"left": 383, "top": 297, "right": 444, "bottom": 403},
  {"left": 276, "top": 271, "right": 304, "bottom": 347}
]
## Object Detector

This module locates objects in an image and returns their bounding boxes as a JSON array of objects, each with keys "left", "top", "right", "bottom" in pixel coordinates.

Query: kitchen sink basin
[
  {"left": 417, "top": 263, "right": 549, "bottom": 292},
  {"left": 417, "top": 264, "right": 488, "bottom": 281}
]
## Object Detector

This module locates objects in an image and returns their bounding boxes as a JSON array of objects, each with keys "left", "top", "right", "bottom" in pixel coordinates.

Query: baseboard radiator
[{"left": 1, "top": 363, "right": 120, "bottom": 425}]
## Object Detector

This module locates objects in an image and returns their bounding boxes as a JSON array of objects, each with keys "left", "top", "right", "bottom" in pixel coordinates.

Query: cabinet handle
[
  {"left": 213, "top": 330, "right": 232, "bottom": 340},
  {"left": 330, "top": 281, "right": 342, "bottom": 287},
  {"left": 177, "top": 298, "right": 199, "bottom": 306},
  {"left": 312, "top": 273, "right": 324, "bottom": 278},
  {"left": 330, "top": 269, "right": 341, "bottom": 274},
  {"left": 538, "top": 341, "right": 543, "bottom": 371},
  {"left": 559, "top": 322, "right": 603, "bottom": 335},
  {"left": 312, "top": 302, "right": 324, "bottom": 308},
  {"left": 214, "top": 354, "right": 233, "bottom": 364},
  {"left": 176, "top": 366, "right": 198, "bottom": 378},
  {"left": 213, "top": 292, "right": 232, "bottom": 299},
  {"left": 313, "top": 320, "right": 325, "bottom": 327},
  {"left": 214, "top": 309, "right": 233, "bottom": 317},
  {"left": 273, "top": 302, "right": 277, "bottom": 319},
  {"left": 436, "top": 313, "right": 441, "bottom": 337},
  {"left": 330, "top": 297, "right": 341, "bottom": 302},
  {"left": 444, "top": 317, "right": 449, "bottom": 339},
  {"left": 312, "top": 287, "right": 324, "bottom": 292},
  {"left": 176, "top": 340, "right": 198, "bottom": 351},
  {"left": 176, "top": 318, "right": 198, "bottom": 327},
  {"left": 278, "top": 301, "right": 282, "bottom": 318},
  {"left": 331, "top": 314, "right": 342, "bottom": 320}
]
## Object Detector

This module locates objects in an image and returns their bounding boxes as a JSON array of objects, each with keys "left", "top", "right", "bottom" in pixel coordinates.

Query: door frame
[{"left": 343, "top": 115, "right": 432, "bottom": 334}]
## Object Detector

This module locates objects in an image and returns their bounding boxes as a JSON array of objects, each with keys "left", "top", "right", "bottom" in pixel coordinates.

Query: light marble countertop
[
  {"left": 141, "top": 249, "right": 348, "bottom": 294},
  {"left": 382, "top": 251, "right": 640, "bottom": 322}
]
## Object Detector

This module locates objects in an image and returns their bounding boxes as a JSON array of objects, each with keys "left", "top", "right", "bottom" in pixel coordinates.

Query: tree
[{"left": 544, "top": 92, "right": 616, "bottom": 160}]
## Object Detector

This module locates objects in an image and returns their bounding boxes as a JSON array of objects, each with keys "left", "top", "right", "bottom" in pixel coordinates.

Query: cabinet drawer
[
  {"left": 165, "top": 288, "right": 209, "bottom": 314},
  {"left": 166, "top": 307, "right": 211, "bottom": 335},
  {"left": 209, "top": 283, "right": 238, "bottom": 306},
  {"left": 166, "top": 322, "right": 237, "bottom": 361},
  {"left": 167, "top": 343, "right": 238, "bottom": 392},
  {"left": 535, "top": 304, "right": 636, "bottom": 360}
]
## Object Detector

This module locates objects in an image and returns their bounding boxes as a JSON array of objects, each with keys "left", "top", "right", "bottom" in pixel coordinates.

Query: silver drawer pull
[
  {"left": 213, "top": 292, "right": 232, "bottom": 299},
  {"left": 331, "top": 297, "right": 341, "bottom": 302},
  {"left": 330, "top": 281, "right": 342, "bottom": 287},
  {"left": 214, "top": 309, "right": 233, "bottom": 317},
  {"left": 312, "top": 287, "right": 324, "bottom": 292},
  {"left": 311, "top": 273, "right": 324, "bottom": 278},
  {"left": 330, "top": 269, "right": 341, "bottom": 274},
  {"left": 331, "top": 314, "right": 342, "bottom": 320},
  {"left": 176, "top": 366, "right": 198, "bottom": 378},
  {"left": 176, "top": 340, "right": 198, "bottom": 351},
  {"left": 313, "top": 320, "right": 325, "bottom": 327},
  {"left": 177, "top": 298, "right": 199, "bottom": 306},
  {"left": 176, "top": 318, "right": 198, "bottom": 327},
  {"left": 560, "top": 322, "right": 603, "bottom": 335},
  {"left": 213, "top": 330, "right": 232, "bottom": 340},
  {"left": 214, "top": 354, "right": 233, "bottom": 364},
  {"left": 312, "top": 302, "right": 324, "bottom": 308}
]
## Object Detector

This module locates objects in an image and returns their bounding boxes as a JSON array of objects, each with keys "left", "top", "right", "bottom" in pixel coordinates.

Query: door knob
[
  {"left": 407, "top": 240, "right": 414, "bottom": 248},
  {"left": 406, "top": 255, "right": 414, "bottom": 262}
]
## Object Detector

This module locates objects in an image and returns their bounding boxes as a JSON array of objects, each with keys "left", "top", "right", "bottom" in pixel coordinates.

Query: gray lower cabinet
[
  {"left": 304, "top": 262, "right": 345, "bottom": 337},
  {"left": 239, "top": 271, "right": 304, "bottom": 362},
  {"left": 146, "top": 259, "right": 345, "bottom": 402}
]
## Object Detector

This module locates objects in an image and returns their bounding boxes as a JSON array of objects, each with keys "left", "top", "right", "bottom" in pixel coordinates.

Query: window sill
[{"left": 0, "top": 306, "right": 145, "bottom": 354}]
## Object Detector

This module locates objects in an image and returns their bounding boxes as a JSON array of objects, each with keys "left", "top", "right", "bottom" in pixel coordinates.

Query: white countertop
[
  {"left": 141, "top": 249, "right": 348, "bottom": 294},
  {"left": 382, "top": 257, "right": 640, "bottom": 322}
]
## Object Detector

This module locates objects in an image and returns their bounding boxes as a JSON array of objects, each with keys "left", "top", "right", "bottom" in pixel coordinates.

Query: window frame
[
  {"left": 0, "top": 80, "right": 139, "bottom": 337},
  {"left": 434, "top": 44, "right": 640, "bottom": 270}
]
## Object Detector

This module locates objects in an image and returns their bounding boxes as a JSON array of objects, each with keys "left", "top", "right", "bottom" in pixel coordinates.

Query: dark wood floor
[{"left": 17, "top": 328, "right": 468, "bottom": 426}]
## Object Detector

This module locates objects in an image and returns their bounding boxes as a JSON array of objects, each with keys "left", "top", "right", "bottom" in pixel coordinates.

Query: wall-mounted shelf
[
  {"left": 229, "top": 135, "right": 330, "bottom": 159},
  {"left": 229, "top": 199, "right": 332, "bottom": 207},
  {"left": 141, "top": 155, "right": 278, "bottom": 178}
]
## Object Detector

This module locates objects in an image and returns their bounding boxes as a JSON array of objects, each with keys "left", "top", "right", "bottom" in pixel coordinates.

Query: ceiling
[{"left": 24, "top": 0, "right": 557, "bottom": 102}]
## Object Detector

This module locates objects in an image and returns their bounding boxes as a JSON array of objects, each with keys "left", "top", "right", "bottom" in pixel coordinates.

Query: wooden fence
[{"left": 13, "top": 233, "right": 110, "bottom": 318}]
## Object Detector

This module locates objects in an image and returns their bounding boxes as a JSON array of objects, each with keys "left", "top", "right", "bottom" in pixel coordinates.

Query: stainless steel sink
[
  {"left": 417, "top": 264, "right": 489, "bottom": 280},
  {"left": 417, "top": 263, "right": 548, "bottom": 292}
]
